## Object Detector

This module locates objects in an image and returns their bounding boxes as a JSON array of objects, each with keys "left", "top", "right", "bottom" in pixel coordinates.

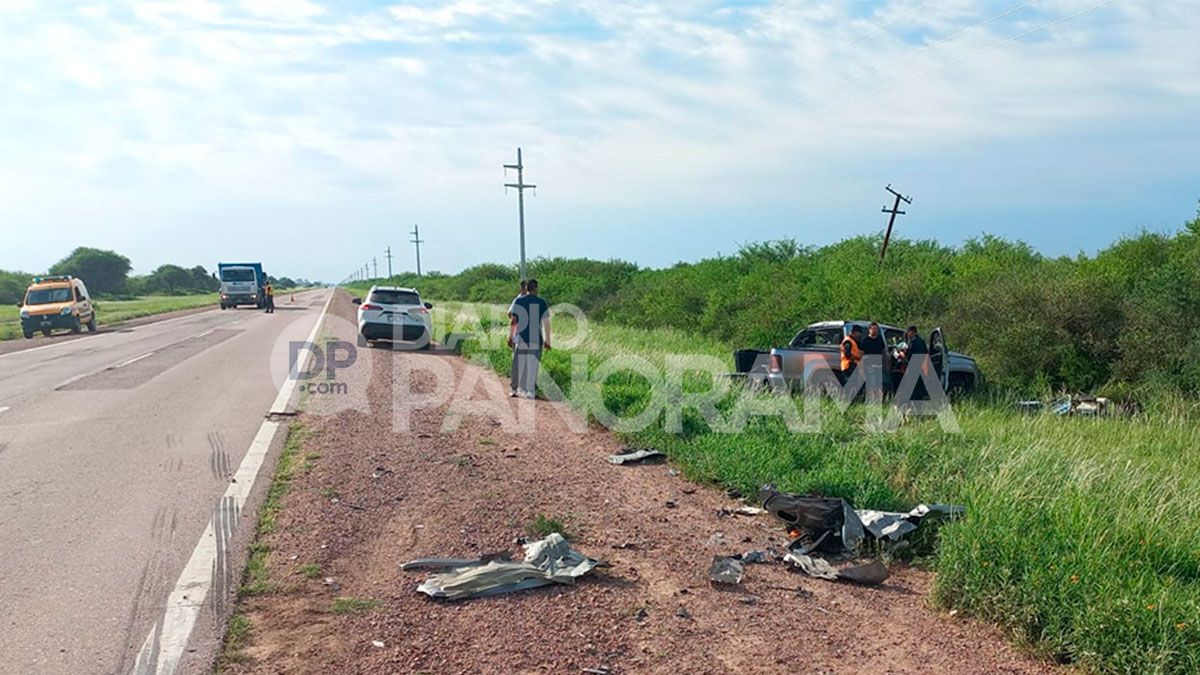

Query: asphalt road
[{"left": 0, "top": 290, "right": 331, "bottom": 674}]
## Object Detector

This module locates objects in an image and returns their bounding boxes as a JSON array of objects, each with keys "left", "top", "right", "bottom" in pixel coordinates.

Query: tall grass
[{"left": 428, "top": 299, "right": 1200, "bottom": 674}]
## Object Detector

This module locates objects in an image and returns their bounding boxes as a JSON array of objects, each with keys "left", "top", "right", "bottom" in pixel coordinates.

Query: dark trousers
[{"left": 265, "top": 296, "right": 275, "bottom": 313}]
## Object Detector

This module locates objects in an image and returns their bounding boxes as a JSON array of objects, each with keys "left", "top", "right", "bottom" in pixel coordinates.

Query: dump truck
[{"left": 216, "top": 262, "right": 267, "bottom": 309}]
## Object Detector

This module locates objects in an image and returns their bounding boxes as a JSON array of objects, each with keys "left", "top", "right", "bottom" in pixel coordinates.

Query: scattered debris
[
  {"left": 783, "top": 553, "right": 889, "bottom": 585},
  {"left": 759, "top": 485, "right": 963, "bottom": 586},
  {"left": 667, "top": 468, "right": 680, "bottom": 477},
  {"left": 708, "top": 556, "right": 746, "bottom": 585},
  {"left": 634, "top": 607, "right": 649, "bottom": 621},
  {"left": 739, "top": 595, "right": 759, "bottom": 605},
  {"left": 608, "top": 448, "right": 666, "bottom": 465},
  {"left": 405, "top": 533, "right": 598, "bottom": 600},
  {"left": 400, "top": 551, "right": 512, "bottom": 571},
  {"left": 740, "top": 550, "right": 768, "bottom": 564},
  {"left": 718, "top": 505, "right": 766, "bottom": 518},
  {"left": 675, "top": 606, "right": 692, "bottom": 620},
  {"left": 371, "top": 640, "right": 385, "bottom": 649},
  {"left": 323, "top": 577, "right": 341, "bottom": 592},
  {"left": 582, "top": 667, "right": 611, "bottom": 675},
  {"left": 664, "top": 500, "right": 677, "bottom": 509}
]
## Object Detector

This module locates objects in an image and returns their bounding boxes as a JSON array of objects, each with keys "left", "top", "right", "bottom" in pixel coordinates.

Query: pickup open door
[{"left": 929, "top": 327, "right": 950, "bottom": 392}]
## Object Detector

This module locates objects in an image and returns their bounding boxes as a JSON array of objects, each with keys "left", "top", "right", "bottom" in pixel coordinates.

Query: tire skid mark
[{"left": 207, "top": 431, "right": 230, "bottom": 479}]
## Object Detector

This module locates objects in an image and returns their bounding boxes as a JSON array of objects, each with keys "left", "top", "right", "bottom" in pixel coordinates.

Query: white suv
[{"left": 354, "top": 286, "right": 433, "bottom": 348}]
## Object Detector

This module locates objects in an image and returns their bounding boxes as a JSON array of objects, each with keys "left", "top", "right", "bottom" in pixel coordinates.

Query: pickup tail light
[
  {"left": 360, "top": 303, "right": 382, "bottom": 311},
  {"left": 769, "top": 354, "right": 782, "bottom": 373},
  {"left": 412, "top": 307, "right": 429, "bottom": 314}
]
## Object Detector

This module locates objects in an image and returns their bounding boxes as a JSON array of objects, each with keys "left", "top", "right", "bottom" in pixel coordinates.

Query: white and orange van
[{"left": 17, "top": 275, "right": 97, "bottom": 338}]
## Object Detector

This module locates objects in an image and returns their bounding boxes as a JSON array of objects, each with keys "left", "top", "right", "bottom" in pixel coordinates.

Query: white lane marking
[
  {"left": 54, "top": 372, "right": 88, "bottom": 389},
  {"left": 269, "top": 291, "right": 334, "bottom": 415},
  {"left": 0, "top": 406, "right": 9, "bottom": 414},
  {"left": 131, "top": 421, "right": 280, "bottom": 675},
  {"left": 113, "top": 351, "right": 155, "bottom": 369},
  {"left": 132, "top": 291, "right": 331, "bottom": 674}
]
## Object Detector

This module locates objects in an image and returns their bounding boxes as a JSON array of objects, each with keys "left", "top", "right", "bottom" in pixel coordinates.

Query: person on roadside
[
  {"left": 840, "top": 324, "right": 863, "bottom": 379},
  {"left": 263, "top": 281, "right": 275, "bottom": 314},
  {"left": 859, "top": 321, "right": 890, "bottom": 399},
  {"left": 508, "top": 278, "right": 551, "bottom": 399},
  {"left": 900, "top": 325, "right": 929, "bottom": 400},
  {"left": 507, "top": 279, "right": 528, "bottom": 396}
]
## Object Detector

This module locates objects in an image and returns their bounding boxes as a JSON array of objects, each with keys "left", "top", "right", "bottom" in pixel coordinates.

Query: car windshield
[
  {"left": 369, "top": 290, "right": 420, "bottom": 306},
  {"left": 25, "top": 287, "right": 73, "bottom": 304},
  {"left": 221, "top": 268, "right": 257, "bottom": 282}
]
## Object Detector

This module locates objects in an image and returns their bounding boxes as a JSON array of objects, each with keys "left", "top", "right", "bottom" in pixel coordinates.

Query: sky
[{"left": 0, "top": 0, "right": 1197, "bottom": 281}]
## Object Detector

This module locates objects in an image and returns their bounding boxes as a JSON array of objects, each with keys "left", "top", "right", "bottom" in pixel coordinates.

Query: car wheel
[
  {"left": 357, "top": 332, "right": 368, "bottom": 348},
  {"left": 23, "top": 328, "right": 33, "bottom": 339},
  {"left": 947, "top": 375, "right": 973, "bottom": 399},
  {"left": 86, "top": 317, "right": 97, "bottom": 332},
  {"left": 41, "top": 328, "right": 51, "bottom": 337},
  {"left": 71, "top": 318, "right": 82, "bottom": 334},
  {"left": 220, "top": 303, "right": 227, "bottom": 310}
]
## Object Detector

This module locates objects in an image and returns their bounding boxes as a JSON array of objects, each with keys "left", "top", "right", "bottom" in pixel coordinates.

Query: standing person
[
  {"left": 859, "top": 322, "right": 890, "bottom": 398},
  {"left": 900, "top": 325, "right": 929, "bottom": 400},
  {"left": 507, "top": 279, "right": 528, "bottom": 396},
  {"left": 508, "top": 279, "right": 550, "bottom": 399},
  {"left": 840, "top": 324, "right": 863, "bottom": 378},
  {"left": 263, "top": 281, "right": 275, "bottom": 314}
]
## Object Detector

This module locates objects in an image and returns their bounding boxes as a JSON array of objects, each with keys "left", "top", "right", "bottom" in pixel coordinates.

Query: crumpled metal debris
[
  {"left": 607, "top": 448, "right": 666, "bottom": 465},
  {"left": 405, "top": 534, "right": 598, "bottom": 600},
  {"left": 856, "top": 504, "right": 965, "bottom": 541},
  {"left": 783, "top": 553, "right": 889, "bottom": 585},
  {"left": 760, "top": 485, "right": 963, "bottom": 587}
]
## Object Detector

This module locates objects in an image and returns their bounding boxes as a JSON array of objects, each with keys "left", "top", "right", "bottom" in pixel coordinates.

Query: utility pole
[
  {"left": 384, "top": 246, "right": 393, "bottom": 279},
  {"left": 504, "top": 147, "right": 536, "bottom": 280},
  {"left": 879, "top": 184, "right": 912, "bottom": 264},
  {"left": 364, "top": 263, "right": 369, "bottom": 280},
  {"left": 410, "top": 225, "right": 424, "bottom": 276},
  {"left": 372, "top": 257, "right": 378, "bottom": 279}
]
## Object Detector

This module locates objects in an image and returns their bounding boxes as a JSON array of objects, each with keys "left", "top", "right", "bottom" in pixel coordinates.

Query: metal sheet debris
[
  {"left": 607, "top": 448, "right": 667, "bottom": 465},
  {"left": 709, "top": 556, "right": 746, "bottom": 585},
  {"left": 784, "top": 553, "right": 889, "bottom": 585},
  {"left": 405, "top": 534, "right": 598, "bottom": 600}
]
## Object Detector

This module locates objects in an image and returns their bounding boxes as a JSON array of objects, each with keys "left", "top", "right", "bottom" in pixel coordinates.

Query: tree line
[
  {"left": 375, "top": 206, "right": 1200, "bottom": 397},
  {"left": 1, "top": 247, "right": 307, "bottom": 304}
]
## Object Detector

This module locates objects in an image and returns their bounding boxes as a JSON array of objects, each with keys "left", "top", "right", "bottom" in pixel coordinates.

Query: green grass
[
  {"left": 431, "top": 299, "right": 1200, "bottom": 674},
  {"left": 217, "top": 613, "right": 253, "bottom": 671},
  {"left": 240, "top": 423, "right": 305, "bottom": 597},
  {"left": 526, "top": 514, "right": 570, "bottom": 539},
  {"left": 0, "top": 293, "right": 218, "bottom": 340},
  {"left": 298, "top": 563, "right": 322, "bottom": 580},
  {"left": 331, "top": 597, "right": 379, "bottom": 615}
]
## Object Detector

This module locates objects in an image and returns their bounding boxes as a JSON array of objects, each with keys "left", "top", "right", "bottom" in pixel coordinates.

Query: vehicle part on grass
[
  {"left": 856, "top": 504, "right": 965, "bottom": 541},
  {"left": 783, "top": 553, "right": 890, "bottom": 585},
  {"left": 408, "top": 533, "right": 598, "bottom": 600},
  {"left": 608, "top": 448, "right": 666, "bottom": 465},
  {"left": 709, "top": 556, "right": 746, "bottom": 585}
]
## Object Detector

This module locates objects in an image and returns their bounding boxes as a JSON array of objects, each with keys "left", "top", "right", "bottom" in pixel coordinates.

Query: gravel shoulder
[{"left": 224, "top": 291, "right": 1053, "bottom": 674}]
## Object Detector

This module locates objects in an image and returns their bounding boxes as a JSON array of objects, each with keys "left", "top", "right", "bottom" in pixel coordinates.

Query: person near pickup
[
  {"left": 859, "top": 322, "right": 890, "bottom": 397},
  {"left": 508, "top": 278, "right": 551, "bottom": 399},
  {"left": 840, "top": 324, "right": 863, "bottom": 377},
  {"left": 900, "top": 325, "right": 929, "bottom": 400},
  {"left": 263, "top": 282, "right": 275, "bottom": 313}
]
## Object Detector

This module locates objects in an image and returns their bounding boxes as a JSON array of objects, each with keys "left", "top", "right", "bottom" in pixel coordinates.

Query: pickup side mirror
[
  {"left": 212, "top": 272, "right": 217, "bottom": 280},
  {"left": 351, "top": 297, "right": 362, "bottom": 305},
  {"left": 424, "top": 302, "right": 433, "bottom": 309}
]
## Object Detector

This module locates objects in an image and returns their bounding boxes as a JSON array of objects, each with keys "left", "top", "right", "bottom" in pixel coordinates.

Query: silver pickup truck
[{"left": 736, "top": 320, "right": 983, "bottom": 396}]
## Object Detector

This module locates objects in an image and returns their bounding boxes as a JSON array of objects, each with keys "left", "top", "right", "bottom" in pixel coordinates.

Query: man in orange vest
[{"left": 841, "top": 324, "right": 863, "bottom": 376}]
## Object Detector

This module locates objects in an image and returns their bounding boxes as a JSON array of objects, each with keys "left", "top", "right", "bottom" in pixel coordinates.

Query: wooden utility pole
[
  {"left": 384, "top": 246, "right": 393, "bottom": 279},
  {"left": 879, "top": 184, "right": 912, "bottom": 264}
]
